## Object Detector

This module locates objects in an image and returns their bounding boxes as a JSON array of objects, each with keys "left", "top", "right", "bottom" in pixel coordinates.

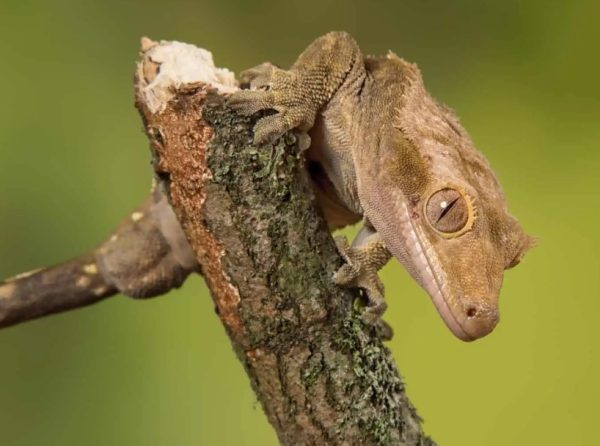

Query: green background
[{"left": 0, "top": 0, "right": 598, "bottom": 444}]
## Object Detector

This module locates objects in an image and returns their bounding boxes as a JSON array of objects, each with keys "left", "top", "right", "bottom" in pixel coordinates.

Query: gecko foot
[
  {"left": 333, "top": 235, "right": 388, "bottom": 326},
  {"left": 238, "top": 62, "right": 280, "bottom": 89},
  {"left": 375, "top": 319, "right": 394, "bottom": 341},
  {"left": 227, "top": 63, "right": 315, "bottom": 149}
]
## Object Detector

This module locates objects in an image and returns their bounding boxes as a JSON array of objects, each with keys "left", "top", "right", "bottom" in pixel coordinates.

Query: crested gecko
[{"left": 228, "top": 31, "right": 534, "bottom": 341}]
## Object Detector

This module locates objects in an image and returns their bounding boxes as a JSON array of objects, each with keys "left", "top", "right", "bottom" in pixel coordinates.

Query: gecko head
[
  {"left": 376, "top": 171, "right": 534, "bottom": 341},
  {"left": 412, "top": 181, "right": 534, "bottom": 341},
  {"left": 364, "top": 56, "right": 535, "bottom": 341}
]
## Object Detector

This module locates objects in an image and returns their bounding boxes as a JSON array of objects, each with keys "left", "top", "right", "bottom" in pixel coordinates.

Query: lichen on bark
[
  {"left": 199, "top": 96, "right": 435, "bottom": 445},
  {"left": 135, "top": 40, "right": 436, "bottom": 445}
]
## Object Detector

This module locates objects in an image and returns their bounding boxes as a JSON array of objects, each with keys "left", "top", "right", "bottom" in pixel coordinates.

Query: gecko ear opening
[{"left": 506, "top": 232, "right": 537, "bottom": 269}]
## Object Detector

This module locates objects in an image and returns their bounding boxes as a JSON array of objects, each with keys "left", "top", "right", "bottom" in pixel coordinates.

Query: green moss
[
  {"left": 203, "top": 99, "right": 318, "bottom": 344},
  {"left": 332, "top": 313, "right": 408, "bottom": 445},
  {"left": 301, "top": 349, "right": 324, "bottom": 388},
  {"left": 201, "top": 95, "right": 434, "bottom": 445}
]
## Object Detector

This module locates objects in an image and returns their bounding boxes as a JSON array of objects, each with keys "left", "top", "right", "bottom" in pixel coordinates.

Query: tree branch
[
  {"left": 0, "top": 37, "right": 437, "bottom": 445},
  {"left": 135, "top": 39, "right": 436, "bottom": 445}
]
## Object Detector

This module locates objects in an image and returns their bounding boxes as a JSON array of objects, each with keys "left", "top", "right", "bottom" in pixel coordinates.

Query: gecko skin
[
  {"left": 0, "top": 186, "right": 198, "bottom": 328},
  {"left": 228, "top": 32, "right": 534, "bottom": 341}
]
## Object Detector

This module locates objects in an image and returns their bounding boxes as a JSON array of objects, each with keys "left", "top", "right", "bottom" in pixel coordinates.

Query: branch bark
[
  {"left": 135, "top": 39, "right": 436, "bottom": 445},
  {"left": 0, "top": 37, "right": 437, "bottom": 445}
]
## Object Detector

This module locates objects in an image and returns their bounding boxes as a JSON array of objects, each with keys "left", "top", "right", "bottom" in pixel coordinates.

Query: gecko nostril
[{"left": 466, "top": 307, "right": 477, "bottom": 318}]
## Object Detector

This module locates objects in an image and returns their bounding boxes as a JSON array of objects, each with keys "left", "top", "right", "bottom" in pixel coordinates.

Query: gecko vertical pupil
[{"left": 426, "top": 188, "right": 469, "bottom": 234}]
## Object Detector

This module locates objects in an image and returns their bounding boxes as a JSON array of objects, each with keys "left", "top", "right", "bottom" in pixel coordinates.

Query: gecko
[
  {"left": 227, "top": 31, "right": 534, "bottom": 341},
  {"left": 0, "top": 185, "right": 198, "bottom": 327},
  {"left": 0, "top": 33, "right": 533, "bottom": 341}
]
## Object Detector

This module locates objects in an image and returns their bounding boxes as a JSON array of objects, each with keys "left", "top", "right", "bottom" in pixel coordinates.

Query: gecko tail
[
  {"left": 0, "top": 253, "right": 116, "bottom": 328},
  {"left": 0, "top": 188, "right": 199, "bottom": 329}
]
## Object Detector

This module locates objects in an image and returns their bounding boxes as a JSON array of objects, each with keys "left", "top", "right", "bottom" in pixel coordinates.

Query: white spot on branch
[
  {"left": 83, "top": 264, "right": 98, "bottom": 275},
  {"left": 76, "top": 276, "right": 91, "bottom": 288},
  {"left": 7, "top": 268, "right": 42, "bottom": 282},
  {"left": 0, "top": 282, "right": 16, "bottom": 300},
  {"left": 93, "top": 286, "right": 109, "bottom": 296}
]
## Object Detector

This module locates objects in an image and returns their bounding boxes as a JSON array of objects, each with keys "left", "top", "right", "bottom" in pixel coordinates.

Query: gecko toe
[
  {"left": 333, "top": 263, "right": 359, "bottom": 286},
  {"left": 252, "top": 114, "right": 291, "bottom": 145},
  {"left": 239, "top": 62, "right": 279, "bottom": 89},
  {"left": 227, "top": 90, "right": 275, "bottom": 116},
  {"left": 362, "top": 300, "right": 388, "bottom": 325},
  {"left": 375, "top": 318, "right": 394, "bottom": 341}
]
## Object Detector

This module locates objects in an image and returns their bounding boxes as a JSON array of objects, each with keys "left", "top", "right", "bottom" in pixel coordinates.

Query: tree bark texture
[{"left": 134, "top": 40, "right": 436, "bottom": 445}]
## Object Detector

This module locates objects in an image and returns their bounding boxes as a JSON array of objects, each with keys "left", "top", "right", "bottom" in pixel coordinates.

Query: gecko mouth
[{"left": 391, "top": 202, "right": 474, "bottom": 341}]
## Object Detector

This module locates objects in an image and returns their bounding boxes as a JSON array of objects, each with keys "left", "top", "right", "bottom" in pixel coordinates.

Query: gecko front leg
[
  {"left": 227, "top": 31, "right": 363, "bottom": 148},
  {"left": 228, "top": 32, "right": 391, "bottom": 328},
  {"left": 333, "top": 224, "right": 392, "bottom": 325}
]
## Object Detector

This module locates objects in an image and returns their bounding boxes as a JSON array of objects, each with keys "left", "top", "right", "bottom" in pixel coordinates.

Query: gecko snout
[{"left": 459, "top": 302, "right": 500, "bottom": 341}]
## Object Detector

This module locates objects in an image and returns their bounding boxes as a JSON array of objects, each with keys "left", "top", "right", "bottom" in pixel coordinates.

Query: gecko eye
[{"left": 425, "top": 188, "right": 473, "bottom": 236}]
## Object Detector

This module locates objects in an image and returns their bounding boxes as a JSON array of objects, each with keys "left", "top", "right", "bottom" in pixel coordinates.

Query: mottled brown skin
[
  {"left": 95, "top": 186, "right": 198, "bottom": 298},
  {"left": 229, "top": 31, "right": 534, "bottom": 341},
  {"left": 0, "top": 186, "right": 198, "bottom": 328}
]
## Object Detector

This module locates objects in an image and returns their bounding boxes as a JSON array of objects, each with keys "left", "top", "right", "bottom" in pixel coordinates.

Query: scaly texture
[
  {"left": 135, "top": 40, "right": 436, "bottom": 442},
  {"left": 229, "top": 31, "right": 534, "bottom": 341},
  {"left": 0, "top": 189, "right": 197, "bottom": 328}
]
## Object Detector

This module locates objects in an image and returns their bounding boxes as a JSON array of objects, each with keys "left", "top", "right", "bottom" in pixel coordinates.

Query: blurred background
[{"left": 0, "top": 0, "right": 598, "bottom": 444}]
